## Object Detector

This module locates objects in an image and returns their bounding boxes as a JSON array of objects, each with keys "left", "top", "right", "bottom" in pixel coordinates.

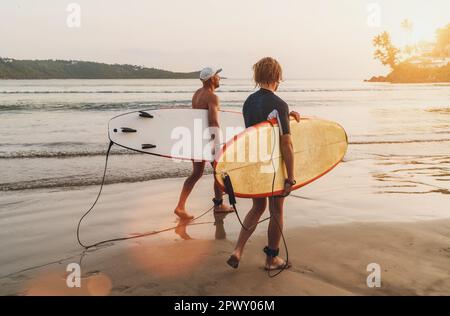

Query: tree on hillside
[
  {"left": 373, "top": 31, "right": 400, "bottom": 70},
  {"left": 0, "top": 58, "right": 200, "bottom": 79},
  {"left": 368, "top": 24, "right": 449, "bottom": 83}
]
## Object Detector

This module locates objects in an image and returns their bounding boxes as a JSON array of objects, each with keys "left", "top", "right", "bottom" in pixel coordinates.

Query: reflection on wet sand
[
  {"left": 372, "top": 154, "right": 450, "bottom": 195},
  {"left": 126, "top": 211, "right": 234, "bottom": 280},
  {"left": 213, "top": 212, "right": 231, "bottom": 240},
  {"left": 426, "top": 107, "right": 450, "bottom": 115},
  {"left": 24, "top": 270, "right": 112, "bottom": 296},
  {"left": 174, "top": 212, "right": 232, "bottom": 241},
  {"left": 174, "top": 218, "right": 192, "bottom": 240}
]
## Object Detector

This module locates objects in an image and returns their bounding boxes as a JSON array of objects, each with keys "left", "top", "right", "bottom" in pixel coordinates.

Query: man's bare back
[
  {"left": 192, "top": 87, "right": 220, "bottom": 128},
  {"left": 192, "top": 87, "right": 217, "bottom": 110}
]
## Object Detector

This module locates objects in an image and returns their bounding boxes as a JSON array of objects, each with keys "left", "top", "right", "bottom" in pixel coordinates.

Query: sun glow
[
  {"left": 392, "top": 19, "right": 442, "bottom": 48},
  {"left": 411, "top": 24, "right": 439, "bottom": 43}
]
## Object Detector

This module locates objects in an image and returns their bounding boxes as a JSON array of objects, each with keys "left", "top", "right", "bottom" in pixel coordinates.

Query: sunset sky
[{"left": 1, "top": 0, "right": 449, "bottom": 79}]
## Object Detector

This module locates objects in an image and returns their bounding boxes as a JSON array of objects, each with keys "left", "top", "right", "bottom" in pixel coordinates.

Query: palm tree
[
  {"left": 373, "top": 31, "right": 400, "bottom": 70},
  {"left": 401, "top": 19, "right": 415, "bottom": 58}
]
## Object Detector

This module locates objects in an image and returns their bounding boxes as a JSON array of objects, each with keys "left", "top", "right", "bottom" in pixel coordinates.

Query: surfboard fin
[
  {"left": 222, "top": 173, "right": 237, "bottom": 205},
  {"left": 142, "top": 144, "right": 156, "bottom": 149},
  {"left": 139, "top": 111, "right": 154, "bottom": 118},
  {"left": 121, "top": 127, "right": 137, "bottom": 133}
]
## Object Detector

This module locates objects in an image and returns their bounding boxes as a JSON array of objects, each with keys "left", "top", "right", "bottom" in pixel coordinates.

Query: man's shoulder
[
  {"left": 209, "top": 91, "right": 219, "bottom": 100},
  {"left": 244, "top": 90, "right": 259, "bottom": 104},
  {"left": 271, "top": 94, "right": 288, "bottom": 111},
  {"left": 199, "top": 88, "right": 218, "bottom": 100},
  {"left": 193, "top": 87, "right": 204, "bottom": 96},
  {"left": 194, "top": 88, "right": 219, "bottom": 101},
  {"left": 203, "top": 90, "right": 219, "bottom": 109},
  {"left": 271, "top": 92, "right": 287, "bottom": 104}
]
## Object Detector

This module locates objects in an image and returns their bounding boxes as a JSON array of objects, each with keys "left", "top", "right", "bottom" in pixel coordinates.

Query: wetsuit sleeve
[{"left": 275, "top": 102, "right": 291, "bottom": 135}]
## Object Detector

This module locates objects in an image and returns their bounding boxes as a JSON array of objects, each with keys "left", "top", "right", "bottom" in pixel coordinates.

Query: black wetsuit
[{"left": 242, "top": 88, "right": 290, "bottom": 134}]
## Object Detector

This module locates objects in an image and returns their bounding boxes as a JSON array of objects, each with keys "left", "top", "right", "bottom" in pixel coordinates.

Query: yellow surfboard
[{"left": 214, "top": 117, "right": 348, "bottom": 198}]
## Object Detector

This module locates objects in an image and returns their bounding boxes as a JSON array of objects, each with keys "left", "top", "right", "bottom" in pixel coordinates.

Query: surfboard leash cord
[
  {"left": 76, "top": 140, "right": 114, "bottom": 249},
  {"left": 77, "top": 126, "right": 288, "bottom": 277},
  {"left": 76, "top": 141, "right": 215, "bottom": 249}
]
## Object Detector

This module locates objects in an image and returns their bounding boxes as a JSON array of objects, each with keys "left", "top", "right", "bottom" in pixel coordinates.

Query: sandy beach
[
  {"left": 1, "top": 142, "right": 449, "bottom": 295},
  {"left": 4, "top": 218, "right": 450, "bottom": 296}
]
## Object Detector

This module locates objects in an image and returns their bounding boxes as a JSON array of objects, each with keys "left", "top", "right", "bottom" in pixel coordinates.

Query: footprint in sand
[
  {"left": 83, "top": 270, "right": 100, "bottom": 277},
  {"left": 291, "top": 265, "right": 314, "bottom": 274},
  {"left": 141, "top": 282, "right": 159, "bottom": 290},
  {"left": 112, "top": 285, "right": 131, "bottom": 293},
  {"left": 438, "top": 247, "right": 450, "bottom": 257},
  {"left": 9, "top": 274, "right": 30, "bottom": 282}
]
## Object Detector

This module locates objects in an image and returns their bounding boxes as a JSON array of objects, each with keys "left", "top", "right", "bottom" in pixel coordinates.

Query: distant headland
[
  {"left": 366, "top": 22, "right": 449, "bottom": 83},
  {"left": 0, "top": 58, "right": 200, "bottom": 79}
]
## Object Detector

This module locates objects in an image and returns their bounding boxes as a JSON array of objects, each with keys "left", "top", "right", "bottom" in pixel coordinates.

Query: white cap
[{"left": 199, "top": 67, "right": 222, "bottom": 81}]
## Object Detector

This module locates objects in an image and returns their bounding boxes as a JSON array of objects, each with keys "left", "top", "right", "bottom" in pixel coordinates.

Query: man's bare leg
[
  {"left": 265, "top": 196, "right": 290, "bottom": 269},
  {"left": 227, "top": 198, "right": 267, "bottom": 268},
  {"left": 174, "top": 161, "right": 205, "bottom": 219},
  {"left": 213, "top": 180, "right": 234, "bottom": 213}
]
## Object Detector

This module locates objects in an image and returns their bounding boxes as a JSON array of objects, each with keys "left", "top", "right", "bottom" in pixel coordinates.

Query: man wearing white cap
[{"left": 173, "top": 67, "right": 233, "bottom": 219}]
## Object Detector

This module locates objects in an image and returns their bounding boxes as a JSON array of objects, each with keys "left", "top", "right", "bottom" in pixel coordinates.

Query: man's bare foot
[
  {"left": 265, "top": 256, "right": 291, "bottom": 271},
  {"left": 214, "top": 203, "right": 234, "bottom": 213},
  {"left": 174, "top": 208, "right": 194, "bottom": 220},
  {"left": 227, "top": 251, "right": 241, "bottom": 269}
]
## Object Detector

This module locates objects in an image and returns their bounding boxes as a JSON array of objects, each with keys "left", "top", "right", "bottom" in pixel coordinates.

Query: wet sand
[
  {"left": 0, "top": 144, "right": 449, "bottom": 295},
  {"left": 1, "top": 214, "right": 449, "bottom": 295}
]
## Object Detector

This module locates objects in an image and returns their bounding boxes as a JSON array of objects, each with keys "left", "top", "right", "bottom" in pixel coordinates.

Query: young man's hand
[
  {"left": 281, "top": 180, "right": 294, "bottom": 197},
  {"left": 289, "top": 111, "right": 301, "bottom": 122},
  {"left": 281, "top": 179, "right": 295, "bottom": 197}
]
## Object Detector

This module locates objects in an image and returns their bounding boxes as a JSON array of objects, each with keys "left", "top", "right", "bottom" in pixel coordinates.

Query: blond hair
[{"left": 252, "top": 57, "right": 283, "bottom": 86}]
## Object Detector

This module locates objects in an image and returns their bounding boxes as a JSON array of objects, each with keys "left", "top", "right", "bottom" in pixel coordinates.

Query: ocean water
[{"left": 0, "top": 79, "right": 449, "bottom": 192}]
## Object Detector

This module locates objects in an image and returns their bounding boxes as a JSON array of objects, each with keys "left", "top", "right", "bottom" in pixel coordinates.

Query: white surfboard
[{"left": 108, "top": 108, "right": 245, "bottom": 162}]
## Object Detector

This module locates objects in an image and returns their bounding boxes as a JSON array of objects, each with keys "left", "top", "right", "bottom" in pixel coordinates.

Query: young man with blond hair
[{"left": 227, "top": 57, "right": 300, "bottom": 270}]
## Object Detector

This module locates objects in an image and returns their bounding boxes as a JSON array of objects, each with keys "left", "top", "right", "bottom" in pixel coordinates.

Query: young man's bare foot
[
  {"left": 226, "top": 251, "right": 241, "bottom": 269},
  {"left": 214, "top": 202, "right": 234, "bottom": 213},
  {"left": 174, "top": 208, "right": 194, "bottom": 220},
  {"left": 264, "top": 256, "right": 291, "bottom": 271}
]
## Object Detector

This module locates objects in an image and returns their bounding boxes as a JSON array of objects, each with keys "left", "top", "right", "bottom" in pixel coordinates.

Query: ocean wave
[
  {"left": 0, "top": 169, "right": 213, "bottom": 191},
  {"left": 0, "top": 150, "right": 139, "bottom": 159},
  {"left": 0, "top": 87, "right": 426, "bottom": 94},
  {"left": 3, "top": 137, "right": 450, "bottom": 158},
  {"left": 0, "top": 102, "right": 192, "bottom": 112},
  {"left": 0, "top": 90, "right": 195, "bottom": 94},
  {"left": 0, "top": 141, "right": 89, "bottom": 147},
  {"left": 0, "top": 141, "right": 141, "bottom": 158}
]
